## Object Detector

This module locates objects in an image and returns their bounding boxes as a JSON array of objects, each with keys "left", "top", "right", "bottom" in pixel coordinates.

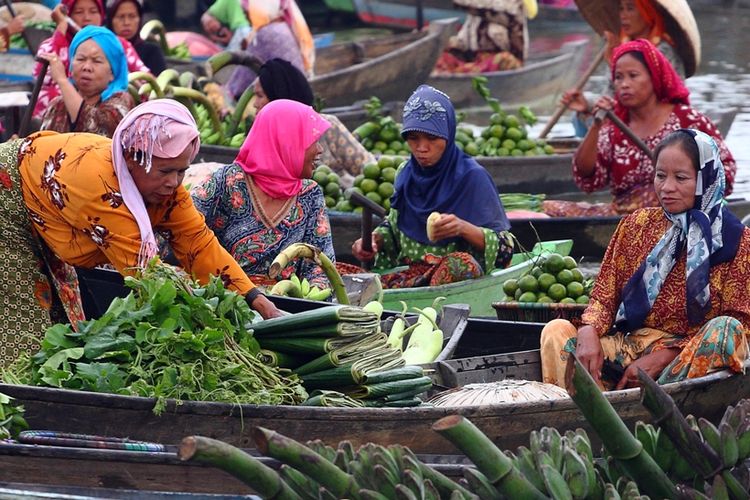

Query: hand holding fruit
[
  {"left": 352, "top": 233, "right": 382, "bottom": 262},
  {"left": 426, "top": 212, "right": 465, "bottom": 242}
]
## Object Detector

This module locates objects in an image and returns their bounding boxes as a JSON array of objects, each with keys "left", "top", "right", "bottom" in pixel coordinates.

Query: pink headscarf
[
  {"left": 235, "top": 99, "right": 331, "bottom": 199},
  {"left": 111, "top": 99, "right": 200, "bottom": 266}
]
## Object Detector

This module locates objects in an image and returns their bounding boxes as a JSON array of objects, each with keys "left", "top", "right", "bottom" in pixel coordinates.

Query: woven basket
[{"left": 492, "top": 301, "right": 586, "bottom": 323}]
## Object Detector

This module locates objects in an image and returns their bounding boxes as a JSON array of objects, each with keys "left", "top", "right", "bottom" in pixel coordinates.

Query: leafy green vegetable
[
  {"left": 4, "top": 262, "right": 307, "bottom": 413},
  {"left": 0, "top": 391, "right": 28, "bottom": 440}
]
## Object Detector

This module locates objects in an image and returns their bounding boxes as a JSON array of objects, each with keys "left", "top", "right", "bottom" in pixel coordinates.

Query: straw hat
[
  {"left": 574, "top": 0, "right": 701, "bottom": 77},
  {"left": 428, "top": 379, "right": 568, "bottom": 407},
  {"left": 0, "top": 2, "right": 52, "bottom": 24}
]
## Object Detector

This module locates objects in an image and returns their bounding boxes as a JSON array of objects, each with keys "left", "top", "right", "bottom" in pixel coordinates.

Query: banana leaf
[
  {"left": 294, "top": 334, "right": 388, "bottom": 376},
  {"left": 258, "top": 335, "right": 370, "bottom": 355},
  {"left": 251, "top": 306, "right": 378, "bottom": 337},
  {"left": 263, "top": 320, "right": 380, "bottom": 339},
  {"left": 302, "top": 390, "right": 364, "bottom": 408},
  {"left": 258, "top": 349, "right": 310, "bottom": 369},
  {"left": 301, "top": 351, "right": 405, "bottom": 389},
  {"left": 361, "top": 366, "right": 425, "bottom": 385},
  {"left": 349, "top": 376, "right": 433, "bottom": 399}
]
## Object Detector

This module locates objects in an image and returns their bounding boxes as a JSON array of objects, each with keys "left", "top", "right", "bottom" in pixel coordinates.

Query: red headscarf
[
  {"left": 235, "top": 99, "right": 331, "bottom": 199},
  {"left": 611, "top": 39, "right": 690, "bottom": 123},
  {"left": 62, "top": 0, "right": 106, "bottom": 42},
  {"left": 620, "top": 0, "right": 672, "bottom": 46}
]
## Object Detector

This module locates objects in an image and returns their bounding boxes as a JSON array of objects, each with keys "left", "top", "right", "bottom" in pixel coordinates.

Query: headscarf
[
  {"left": 111, "top": 100, "right": 201, "bottom": 266},
  {"left": 62, "top": 0, "right": 106, "bottom": 42},
  {"left": 258, "top": 58, "right": 314, "bottom": 106},
  {"left": 235, "top": 99, "right": 331, "bottom": 199},
  {"left": 615, "top": 129, "right": 745, "bottom": 332},
  {"left": 611, "top": 39, "right": 689, "bottom": 123},
  {"left": 69, "top": 25, "right": 128, "bottom": 101},
  {"left": 619, "top": 0, "right": 672, "bottom": 46},
  {"left": 247, "top": 0, "right": 315, "bottom": 75},
  {"left": 105, "top": 0, "right": 144, "bottom": 45},
  {"left": 392, "top": 85, "right": 510, "bottom": 246}
]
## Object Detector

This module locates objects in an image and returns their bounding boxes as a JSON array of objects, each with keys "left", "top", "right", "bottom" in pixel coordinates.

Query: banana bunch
[
  {"left": 168, "top": 41, "right": 191, "bottom": 60},
  {"left": 140, "top": 20, "right": 190, "bottom": 60},
  {"left": 269, "top": 274, "right": 332, "bottom": 301}
]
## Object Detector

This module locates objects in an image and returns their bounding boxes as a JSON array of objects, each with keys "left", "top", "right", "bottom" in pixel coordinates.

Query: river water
[{"left": 527, "top": 4, "right": 750, "bottom": 198}]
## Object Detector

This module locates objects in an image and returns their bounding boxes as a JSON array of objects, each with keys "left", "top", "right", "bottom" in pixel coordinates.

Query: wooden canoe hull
[{"left": 2, "top": 359, "right": 747, "bottom": 456}]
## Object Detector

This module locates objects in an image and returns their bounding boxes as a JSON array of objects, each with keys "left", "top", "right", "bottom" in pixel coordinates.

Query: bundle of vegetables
[
  {"left": 499, "top": 193, "right": 546, "bottom": 212},
  {"left": 0, "top": 392, "right": 28, "bottom": 440},
  {"left": 353, "top": 97, "right": 410, "bottom": 157},
  {"left": 269, "top": 274, "right": 332, "bottom": 302},
  {"left": 388, "top": 299, "right": 446, "bottom": 366},
  {"left": 140, "top": 20, "right": 191, "bottom": 60},
  {"left": 3, "top": 262, "right": 307, "bottom": 414}
]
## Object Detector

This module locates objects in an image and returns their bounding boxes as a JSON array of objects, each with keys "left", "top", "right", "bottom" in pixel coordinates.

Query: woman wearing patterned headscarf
[
  {"left": 544, "top": 39, "right": 735, "bottom": 218},
  {"left": 39, "top": 25, "right": 134, "bottom": 137},
  {"left": 0, "top": 99, "right": 281, "bottom": 366},
  {"left": 352, "top": 85, "right": 513, "bottom": 289},
  {"left": 540, "top": 129, "right": 750, "bottom": 390},
  {"left": 192, "top": 99, "right": 335, "bottom": 289}
]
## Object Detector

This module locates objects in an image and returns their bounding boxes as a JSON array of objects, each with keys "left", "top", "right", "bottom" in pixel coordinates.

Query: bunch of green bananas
[
  {"left": 168, "top": 41, "right": 191, "bottom": 60},
  {"left": 269, "top": 274, "right": 332, "bottom": 301},
  {"left": 192, "top": 103, "right": 246, "bottom": 147}
]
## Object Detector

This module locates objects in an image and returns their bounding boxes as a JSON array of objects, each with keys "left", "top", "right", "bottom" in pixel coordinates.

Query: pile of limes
[
  {"left": 502, "top": 253, "right": 592, "bottom": 304},
  {"left": 355, "top": 117, "right": 410, "bottom": 157},
  {"left": 456, "top": 113, "right": 555, "bottom": 158},
  {"left": 312, "top": 164, "right": 347, "bottom": 210},
  {"left": 349, "top": 155, "right": 403, "bottom": 212}
]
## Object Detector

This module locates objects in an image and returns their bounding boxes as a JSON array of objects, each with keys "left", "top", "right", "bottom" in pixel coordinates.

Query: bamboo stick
[{"left": 595, "top": 109, "right": 654, "bottom": 160}]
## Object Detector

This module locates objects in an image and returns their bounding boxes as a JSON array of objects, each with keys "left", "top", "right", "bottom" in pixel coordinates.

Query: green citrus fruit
[
  {"left": 566, "top": 281, "right": 584, "bottom": 299},
  {"left": 350, "top": 186, "right": 364, "bottom": 196},
  {"left": 547, "top": 283, "right": 567, "bottom": 302},
  {"left": 537, "top": 273, "right": 556, "bottom": 292},
  {"left": 571, "top": 268, "right": 584, "bottom": 283},
  {"left": 576, "top": 295, "right": 590, "bottom": 304},
  {"left": 360, "top": 178, "right": 378, "bottom": 194},
  {"left": 324, "top": 196, "right": 336, "bottom": 208},
  {"left": 505, "top": 127, "right": 523, "bottom": 142},
  {"left": 496, "top": 147, "right": 510, "bottom": 157},
  {"left": 378, "top": 182, "right": 394, "bottom": 199},
  {"left": 502, "top": 278, "right": 518, "bottom": 297},
  {"left": 560, "top": 297, "right": 577, "bottom": 304},
  {"left": 490, "top": 124, "right": 505, "bottom": 138},
  {"left": 398, "top": 150, "right": 411, "bottom": 157},
  {"left": 383, "top": 198, "right": 391, "bottom": 211},
  {"left": 312, "top": 171, "right": 329, "bottom": 185},
  {"left": 563, "top": 256, "right": 577, "bottom": 270},
  {"left": 377, "top": 156, "right": 395, "bottom": 169},
  {"left": 501, "top": 139, "right": 516, "bottom": 150},
  {"left": 514, "top": 288, "right": 523, "bottom": 300},
  {"left": 363, "top": 163, "right": 380, "bottom": 179},
  {"left": 315, "top": 164, "right": 331, "bottom": 175},
  {"left": 556, "top": 269, "right": 575, "bottom": 286},
  {"left": 327, "top": 173, "right": 340, "bottom": 185},
  {"left": 336, "top": 200, "right": 353, "bottom": 212},
  {"left": 365, "top": 191, "right": 382, "bottom": 205},
  {"left": 544, "top": 144, "right": 555, "bottom": 155},
  {"left": 325, "top": 183, "right": 341, "bottom": 198},
  {"left": 381, "top": 167, "right": 397, "bottom": 183},
  {"left": 503, "top": 115, "right": 521, "bottom": 129},
  {"left": 518, "top": 291, "right": 537, "bottom": 303},
  {"left": 490, "top": 112, "right": 505, "bottom": 125},
  {"left": 530, "top": 266, "right": 544, "bottom": 278},
  {"left": 465, "top": 142, "right": 479, "bottom": 156},
  {"left": 374, "top": 141, "right": 388, "bottom": 152},
  {"left": 383, "top": 149, "right": 396, "bottom": 156},
  {"left": 524, "top": 150, "right": 538, "bottom": 157},
  {"left": 518, "top": 275, "right": 539, "bottom": 293},
  {"left": 353, "top": 174, "right": 365, "bottom": 187},
  {"left": 516, "top": 139, "right": 534, "bottom": 151},
  {"left": 390, "top": 140, "right": 404, "bottom": 151},
  {"left": 537, "top": 296, "right": 554, "bottom": 304},
  {"left": 511, "top": 149, "right": 524, "bottom": 157},
  {"left": 544, "top": 253, "right": 565, "bottom": 274}
]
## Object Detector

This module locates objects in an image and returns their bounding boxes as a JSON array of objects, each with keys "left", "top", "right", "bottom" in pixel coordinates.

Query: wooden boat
[
  {"left": 427, "top": 39, "right": 588, "bottom": 110},
  {"left": 2, "top": 354, "right": 747, "bottom": 456}
]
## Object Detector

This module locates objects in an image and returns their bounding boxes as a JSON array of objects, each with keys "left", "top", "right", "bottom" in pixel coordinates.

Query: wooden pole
[
  {"left": 538, "top": 42, "right": 607, "bottom": 139},
  {"left": 18, "top": 59, "right": 47, "bottom": 137},
  {"left": 595, "top": 108, "right": 654, "bottom": 161}
]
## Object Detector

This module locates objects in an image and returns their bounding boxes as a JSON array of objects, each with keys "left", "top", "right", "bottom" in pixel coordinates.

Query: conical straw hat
[
  {"left": 0, "top": 2, "right": 52, "bottom": 24},
  {"left": 574, "top": 0, "right": 701, "bottom": 77}
]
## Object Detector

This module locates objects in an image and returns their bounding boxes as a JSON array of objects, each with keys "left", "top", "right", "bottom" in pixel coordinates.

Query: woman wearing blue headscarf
[
  {"left": 352, "top": 85, "right": 513, "bottom": 288},
  {"left": 39, "top": 25, "right": 134, "bottom": 137}
]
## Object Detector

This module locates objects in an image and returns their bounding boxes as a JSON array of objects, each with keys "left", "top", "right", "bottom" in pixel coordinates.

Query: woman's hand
[
  {"left": 250, "top": 294, "right": 284, "bottom": 319},
  {"left": 560, "top": 89, "right": 589, "bottom": 114},
  {"left": 615, "top": 348, "right": 680, "bottom": 390},
  {"left": 352, "top": 233, "right": 382, "bottom": 262},
  {"left": 428, "top": 213, "right": 466, "bottom": 242},
  {"left": 591, "top": 95, "right": 616, "bottom": 119},
  {"left": 37, "top": 52, "right": 68, "bottom": 85},
  {"left": 51, "top": 3, "right": 69, "bottom": 33},
  {"left": 575, "top": 325, "right": 605, "bottom": 386},
  {"left": 6, "top": 15, "right": 25, "bottom": 36}
]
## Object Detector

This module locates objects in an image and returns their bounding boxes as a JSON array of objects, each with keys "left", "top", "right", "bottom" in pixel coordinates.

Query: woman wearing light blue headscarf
[{"left": 39, "top": 25, "right": 134, "bottom": 137}]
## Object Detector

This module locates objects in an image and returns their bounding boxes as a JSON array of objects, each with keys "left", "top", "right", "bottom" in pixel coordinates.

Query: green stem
[
  {"left": 128, "top": 71, "right": 163, "bottom": 98},
  {"left": 178, "top": 436, "right": 300, "bottom": 500},
  {"left": 269, "top": 243, "right": 348, "bottom": 304},
  {"left": 171, "top": 86, "right": 222, "bottom": 134},
  {"left": 229, "top": 85, "right": 255, "bottom": 137},
  {"left": 432, "top": 415, "right": 546, "bottom": 499},
  {"left": 567, "top": 357, "right": 677, "bottom": 499}
]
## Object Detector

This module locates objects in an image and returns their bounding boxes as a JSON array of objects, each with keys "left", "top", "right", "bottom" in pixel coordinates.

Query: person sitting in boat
[
  {"left": 351, "top": 85, "right": 513, "bottom": 289},
  {"left": 38, "top": 26, "right": 134, "bottom": 137},
  {"left": 251, "top": 58, "right": 374, "bottom": 186},
  {"left": 0, "top": 13, "right": 24, "bottom": 52},
  {"left": 0, "top": 99, "right": 282, "bottom": 367},
  {"left": 200, "top": 0, "right": 251, "bottom": 52},
  {"left": 191, "top": 99, "right": 335, "bottom": 288},
  {"left": 434, "top": 0, "right": 535, "bottom": 74},
  {"left": 542, "top": 39, "right": 735, "bottom": 218},
  {"left": 562, "top": 0, "right": 693, "bottom": 136},
  {"left": 107, "top": 0, "right": 167, "bottom": 75},
  {"left": 540, "top": 129, "right": 750, "bottom": 391},
  {"left": 224, "top": 0, "right": 314, "bottom": 101},
  {"left": 31, "top": 0, "right": 150, "bottom": 122}
]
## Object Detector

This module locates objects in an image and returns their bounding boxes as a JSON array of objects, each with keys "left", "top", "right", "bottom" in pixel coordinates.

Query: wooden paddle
[
  {"left": 347, "top": 189, "right": 386, "bottom": 270},
  {"left": 538, "top": 42, "right": 608, "bottom": 139},
  {"left": 594, "top": 108, "right": 654, "bottom": 161}
]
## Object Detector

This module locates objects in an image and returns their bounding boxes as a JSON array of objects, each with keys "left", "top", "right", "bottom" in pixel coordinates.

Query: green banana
[
  {"left": 652, "top": 428, "right": 676, "bottom": 475},
  {"left": 338, "top": 440, "right": 355, "bottom": 464},
  {"left": 307, "top": 287, "right": 332, "bottom": 301},
  {"left": 535, "top": 450, "right": 555, "bottom": 471},
  {"left": 462, "top": 468, "right": 501, "bottom": 500},
  {"left": 698, "top": 417, "right": 722, "bottom": 454},
  {"left": 511, "top": 446, "right": 546, "bottom": 493},
  {"left": 402, "top": 469, "right": 425, "bottom": 499},
  {"left": 737, "top": 428, "right": 750, "bottom": 460},
  {"left": 561, "top": 445, "right": 589, "bottom": 500},
  {"left": 156, "top": 68, "right": 180, "bottom": 94},
  {"left": 529, "top": 430, "right": 542, "bottom": 456},
  {"left": 278, "top": 464, "right": 319, "bottom": 500},
  {"left": 620, "top": 480, "right": 641, "bottom": 500},
  {"left": 360, "top": 490, "right": 390, "bottom": 500},
  {"left": 540, "top": 463, "right": 573, "bottom": 500},
  {"left": 603, "top": 483, "right": 621, "bottom": 500},
  {"left": 711, "top": 474, "right": 730, "bottom": 500},
  {"left": 634, "top": 421, "right": 657, "bottom": 458},
  {"left": 140, "top": 19, "right": 169, "bottom": 53},
  {"left": 423, "top": 480, "right": 440, "bottom": 500},
  {"left": 128, "top": 71, "right": 164, "bottom": 98},
  {"left": 718, "top": 421, "right": 739, "bottom": 468},
  {"left": 372, "top": 464, "right": 398, "bottom": 498},
  {"left": 300, "top": 278, "right": 311, "bottom": 297},
  {"left": 571, "top": 432, "right": 593, "bottom": 464}
]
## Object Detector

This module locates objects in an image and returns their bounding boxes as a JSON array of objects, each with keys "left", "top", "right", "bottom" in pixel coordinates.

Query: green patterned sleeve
[
  {"left": 373, "top": 207, "right": 400, "bottom": 269},
  {"left": 478, "top": 229, "right": 514, "bottom": 273}
]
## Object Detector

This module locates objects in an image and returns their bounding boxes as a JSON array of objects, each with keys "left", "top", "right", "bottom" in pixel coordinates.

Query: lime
[
  {"left": 353, "top": 206, "right": 363, "bottom": 214},
  {"left": 389, "top": 140, "right": 404, "bottom": 151},
  {"left": 505, "top": 127, "right": 523, "bottom": 142},
  {"left": 516, "top": 139, "right": 534, "bottom": 151},
  {"left": 514, "top": 288, "right": 523, "bottom": 300},
  {"left": 547, "top": 283, "right": 567, "bottom": 302},
  {"left": 456, "top": 142, "right": 464, "bottom": 151},
  {"left": 544, "top": 144, "right": 555, "bottom": 155},
  {"left": 496, "top": 147, "right": 510, "bottom": 157},
  {"left": 517, "top": 275, "right": 539, "bottom": 293},
  {"left": 379, "top": 127, "right": 398, "bottom": 142},
  {"left": 377, "top": 156, "right": 395, "bottom": 169},
  {"left": 360, "top": 178, "right": 378, "bottom": 194},
  {"left": 501, "top": 139, "right": 516, "bottom": 150},
  {"left": 327, "top": 173, "right": 340, "bottom": 185},
  {"left": 365, "top": 191, "right": 383, "bottom": 205},
  {"left": 312, "top": 171, "right": 329, "bottom": 185},
  {"left": 576, "top": 295, "right": 590, "bottom": 304},
  {"left": 556, "top": 269, "right": 575, "bottom": 286},
  {"left": 511, "top": 149, "right": 524, "bottom": 157},
  {"left": 537, "top": 273, "right": 556, "bottom": 292},
  {"left": 398, "top": 150, "right": 411, "bottom": 157},
  {"left": 383, "top": 198, "right": 391, "bottom": 211},
  {"left": 353, "top": 174, "right": 365, "bottom": 187},
  {"left": 374, "top": 141, "right": 388, "bottom": 152},
  {"left": 465, "top": 142, "right": 479, "bottom": 156},
  {"left": 571, "top": 268, "right": 584, "bottom": 283},
  {"left": 566, "top": 281, "right": 584, "bottom": 299},
  {"left": 324, "top": 196, "right": 336, "bottom": 208},
  {"left": 325, "top": 183, "right": 341, "bottom": 198},
  {"left": 524, "top": 150, "right": 538, "bottom": 157},
  {"left": 503, "top": 115, "right": 521, "bottom": 129},
  {"left": 490, "top": 124, "right": 505, "bottom": 139},
  {"left": 383, "top": 149, "right": 396, "bottom": 156},
  {"left": 336, "top": 200, "right": 353, "bottom": 212},
  {"left": 537, "top": 296, "right": 554, "bottom": 304},
  {"left": 371, "top": 149, "right": 382, "bottom": 156},
  {"left": 560, "top": 297, "right": 577, "bottom": 304},
  {"left": 316, "top": 164, "right": 331, "bottom": 175},
  {"left": 518, "top": 291, "right": 537, "bottom": 303},
  {"left": 544, "top": 253, "right": 565, "bottom": 274},
  {"left": 455, "top": 131, "right": 472, "bottom": 145},
  {"left": 381, "top": 167, "right": 397, "bottom": 183},
  {"left": 530, "top": 266, "right": 543, "bottom": 278},
  {"left": 502, "top": 278, "right": 518, "bottom": 297},
  {"left": 378, "top": 182, "right": 394, "bottom": 199},
  {"left": 490, "top": 112, "right": 505, "bottom": 125},
  {"left": 563, "top": 256, "right": 577, "bottom": 270},
  {"left": 363, "top": 163, "right": 380, "bottom": 179},
  {"left": 457, "top": 126, "right": 475, "bottom": 138}
]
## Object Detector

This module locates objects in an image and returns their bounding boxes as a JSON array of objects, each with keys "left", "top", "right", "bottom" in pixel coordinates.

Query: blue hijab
[
  {"left": 69, "top": 26, "right": 129, "bottom": 101},
  {"left": 390, "top": 85, "right": 510, "bottom": 246},
  {"left": 615, "top": 129, "right": 745, "bottom": 332}
]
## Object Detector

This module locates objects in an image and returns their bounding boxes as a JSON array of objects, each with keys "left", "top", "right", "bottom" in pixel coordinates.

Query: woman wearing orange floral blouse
[
  {"left": 0, "top": 99, "right": 281, "bottom": 366},
  {"left": 540, "top": 129, "right": 750, "bottom": 391}
]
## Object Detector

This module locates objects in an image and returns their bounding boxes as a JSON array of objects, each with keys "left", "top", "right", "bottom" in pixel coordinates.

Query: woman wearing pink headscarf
[
  {"left": 192, "top": 99, "right": 335, "bottom": 288},
  {"left": 0, "top": 99, "right": 281, "bottom": 365}
]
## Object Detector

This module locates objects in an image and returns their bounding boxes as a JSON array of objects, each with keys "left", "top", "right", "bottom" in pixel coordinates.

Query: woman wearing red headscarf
[
  {"left": 543, "top": 39, "right": 735, "bottom": 217},
  {"left": 31, "top": 0, "right": 150, "bottom": 120}
]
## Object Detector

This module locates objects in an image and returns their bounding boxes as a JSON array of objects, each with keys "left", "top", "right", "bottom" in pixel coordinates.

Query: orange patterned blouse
[
  {"left": 17, "top": 131, "right": 254, "bottom": 295},
  {"left": 583, "top": 208, "right": 750, "bottom": 344}
]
